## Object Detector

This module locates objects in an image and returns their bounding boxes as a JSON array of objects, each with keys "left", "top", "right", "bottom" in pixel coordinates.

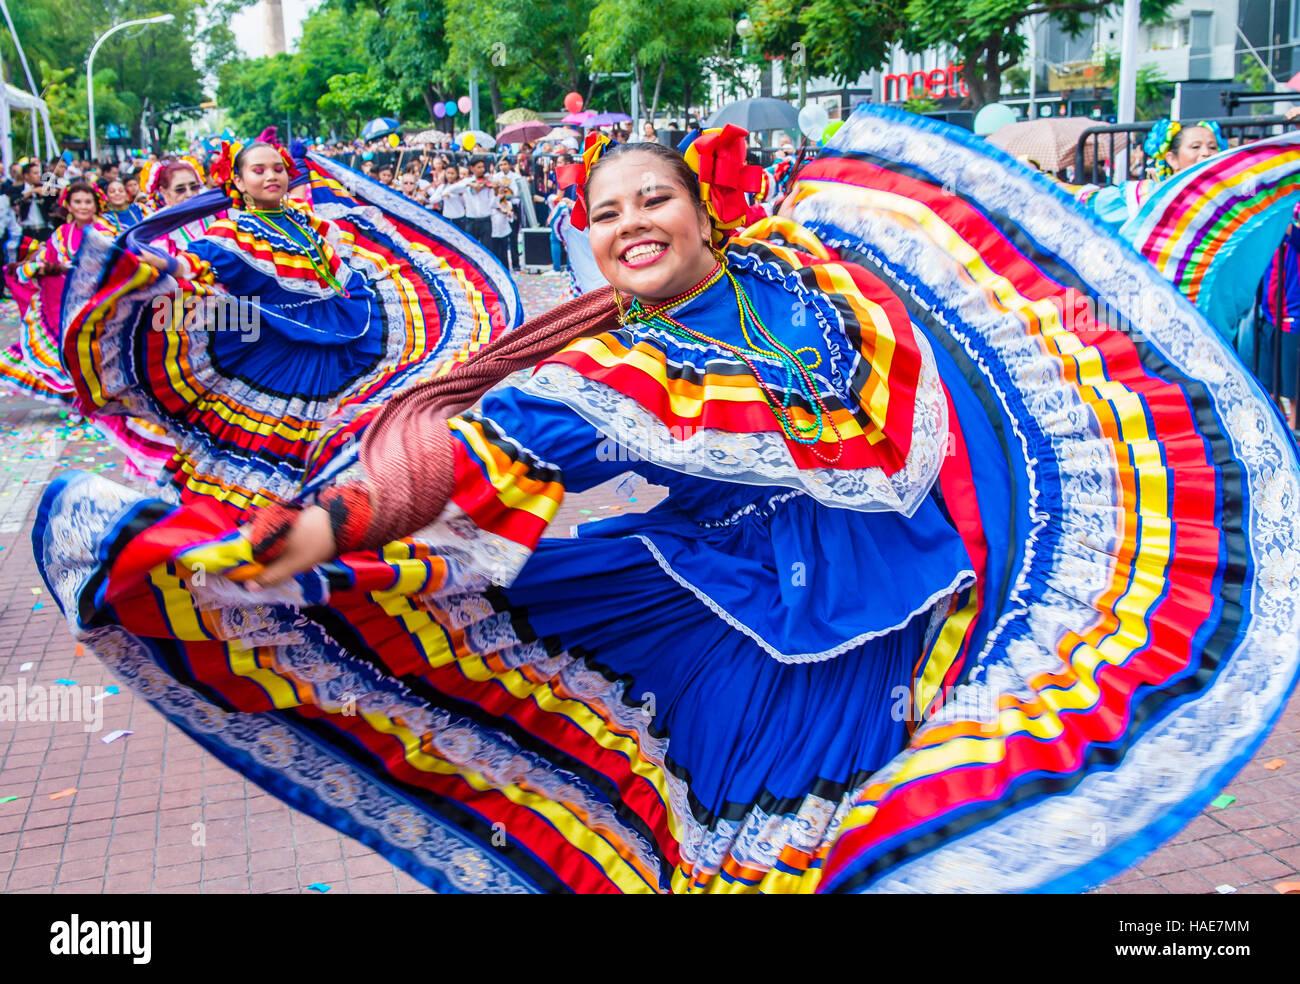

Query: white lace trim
[
  {"left": 803, "top": 106, "right": 1300, "bottom": 892},
  {"left": 633, "top": 533, "right": 975, "bottom": 664},
  {"left": 521, "top": 330, "right": 949, "bottom": 517}
]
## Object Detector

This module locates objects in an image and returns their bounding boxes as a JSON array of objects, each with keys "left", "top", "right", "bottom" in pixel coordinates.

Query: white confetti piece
[{"left": 100, "top": 730, "right": 133, "bottom": 744}]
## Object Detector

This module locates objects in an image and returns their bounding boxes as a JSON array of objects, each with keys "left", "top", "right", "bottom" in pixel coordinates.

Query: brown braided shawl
[{"left": 249, "top": 286, "right": 620, "bottom": 561}]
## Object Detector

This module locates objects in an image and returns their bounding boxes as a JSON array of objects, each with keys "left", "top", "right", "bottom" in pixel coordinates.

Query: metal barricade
[{"left": 1073, "top": 115, "right": 1300, "bottom": 185}]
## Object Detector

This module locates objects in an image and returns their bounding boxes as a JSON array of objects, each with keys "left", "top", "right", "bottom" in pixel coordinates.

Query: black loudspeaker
[{"left": 523, "top": 228, "right": 553, "bottom": 269}]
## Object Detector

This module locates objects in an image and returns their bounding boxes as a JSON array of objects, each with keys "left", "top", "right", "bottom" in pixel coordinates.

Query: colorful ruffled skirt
[{"left": 33, "top": 112, "right": 1300, "bottom": 892}]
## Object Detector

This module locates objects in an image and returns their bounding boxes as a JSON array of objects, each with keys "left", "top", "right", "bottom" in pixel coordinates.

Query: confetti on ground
[
  {"left": 307, "top": 883, "right": 331, "bottom": 893},
  {"left": 48, "top": 788, "right": 77, "bottom": 800},
  {"left": 106, "top": 686, "right": 119, "bottom": 695},
  {"left": 0, "top": 796, "right": 18, "bottom": 804},
  {"left": 19, "top": 662, "right": 32, "bottom": 671},
  {"left": 579, "top": 509, "right": 593, "bottom": 515},
  {"left": 1210, "top": 794, "right": 1237, "bottom": 809},
  {"left": 1263, "top": 759, "right": 1286, "bottom": 770},
  {"left": 30, "top": 587, "right": 40, "bottom": 595},
  {"left": 1215, "top": 884, "right": 1237, "bottom": 894},
  {"left": 100, "top": 730, "right": 132, "bottom": 744},
  {"left": 32, "top": 602, "right": 43, "bottom": 611},
  {"left": 53, "top": 678, "right": 76, "bottom": 686}
]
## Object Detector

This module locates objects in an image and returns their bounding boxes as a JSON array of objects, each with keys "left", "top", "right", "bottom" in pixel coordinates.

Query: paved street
[{"left": 0, "top": 277, "right": 1298, "bottom": 894}]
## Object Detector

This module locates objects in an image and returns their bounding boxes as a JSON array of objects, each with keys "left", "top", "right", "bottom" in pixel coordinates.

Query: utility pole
[{"left": 1116, "top": 0, "right": 1139, "bottom": 124}]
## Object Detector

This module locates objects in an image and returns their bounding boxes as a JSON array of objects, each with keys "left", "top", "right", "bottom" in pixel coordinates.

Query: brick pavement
[{"left": 1, "top": 277, "right": 1299, "bottom": 894}]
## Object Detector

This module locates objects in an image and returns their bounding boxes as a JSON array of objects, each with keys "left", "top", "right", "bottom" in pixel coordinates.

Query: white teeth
[{"left": 623, "top": 243, "right": 666, "bottom": 262}]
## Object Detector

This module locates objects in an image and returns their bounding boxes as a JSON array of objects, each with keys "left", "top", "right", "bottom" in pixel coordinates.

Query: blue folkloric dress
[
  {"left": 34, "top": 113, "right": 1300, "bottom": 893},
  {"left": 58, "top": 155, "right": 520, "bottom": 513}
]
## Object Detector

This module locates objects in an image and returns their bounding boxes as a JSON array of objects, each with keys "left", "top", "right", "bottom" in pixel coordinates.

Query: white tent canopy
[{"left": 1, "top": 81, "right": 60, "bottom": 171}]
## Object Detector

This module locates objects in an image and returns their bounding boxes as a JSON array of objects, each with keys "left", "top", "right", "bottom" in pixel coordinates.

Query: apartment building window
[{"left": 1151, "top": 18, "right": 1190, "bottom": 49}]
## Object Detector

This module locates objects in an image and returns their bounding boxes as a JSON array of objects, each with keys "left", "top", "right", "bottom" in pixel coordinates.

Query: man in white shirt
[{"left": 453, "top": 157, "right": 498, "bottom": 248}]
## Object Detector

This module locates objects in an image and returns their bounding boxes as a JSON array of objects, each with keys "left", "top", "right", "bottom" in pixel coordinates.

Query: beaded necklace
[
  {"left": 246, "top": 206, "right": 351, "bottom": 298},
  {"left": 617, "top": 258, "right": 844, "bottom": 464}
]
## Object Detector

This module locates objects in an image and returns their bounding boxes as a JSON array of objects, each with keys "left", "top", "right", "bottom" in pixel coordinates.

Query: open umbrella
[
  {"left": 704, "top": 98, "right": 797, "bottom": 133},
  {"left": 458, "top": 129, "right": 497, "bottom": 150},
  {"left": 585, "top": 112, "right": 631, "bottom": 127},
  {"left": 496, "top": 108, "right": 543, "bottom": 125},
  {"left": 497, "top": 120, "right": 552, "bottom": 145},
  {"left": 409, "top": 128, "right": 453, "bottom": 146},
  {"left": 541, "top": 126, "right": 582, "bottom": 142},
  {"left": 986, "top": 117, "right": 1098, "bottom": 173},
  {"left": 360, "top": 117, "right": 402, "bottom": 141},
  {"left": 563, "top": 110, "right": 597, "bottom": 126}
]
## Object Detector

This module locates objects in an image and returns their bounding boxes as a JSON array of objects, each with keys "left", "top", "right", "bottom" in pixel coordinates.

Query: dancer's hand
[{"left": 245, "top": 505, "right": 337, "bottom": 590}]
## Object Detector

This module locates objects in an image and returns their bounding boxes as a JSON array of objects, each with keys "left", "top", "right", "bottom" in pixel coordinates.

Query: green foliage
[
  {"left": 902, "top": 95, "right": 940, "bottom": 114},
  {"left": 903, "top": 0, "right": 1181, "bottom": 111},
  {"left": 583, "top": 0, "right": 736, "bottom": 121},
  {"left": 748, "top": 0, "right": 905, "bottom": 86},
  {"left": 1094, "top": 50, "right": 1171, "bottom": 120},
  {"left": 0, "top": 0, "right": 252, "bottom": 152}
]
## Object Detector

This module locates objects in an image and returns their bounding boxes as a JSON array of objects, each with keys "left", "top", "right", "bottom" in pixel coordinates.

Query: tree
[
  {"left": 749, "top": 0, "right": 907, "bottom": 103},
  {"left": 904, "top": 0, "right": 1180, "bottom": 112},
  {"left": 583, "top": 0, "right": 736, "bottom": 124},
  {"left": 1, "top": 0, "right": 250, "bottom": 153},
  {"left": 318, "top": 70, "right": 396, "bottom": 137}
]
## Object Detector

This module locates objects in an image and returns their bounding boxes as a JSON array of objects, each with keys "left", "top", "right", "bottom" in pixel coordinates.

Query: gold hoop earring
[
  {"left": 241, "top": 191, "right": 255, "bottom": 210},
  {"left": 613, "top": 287, "right": 628, "bottom": 324},
  {"left": 709, "top": 243, "right": 728, "bottom": 268}
]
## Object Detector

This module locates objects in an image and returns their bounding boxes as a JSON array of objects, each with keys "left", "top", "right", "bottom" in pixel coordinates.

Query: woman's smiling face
[{"left": 585, "top": 151, "right": 715, "bottom": 304}]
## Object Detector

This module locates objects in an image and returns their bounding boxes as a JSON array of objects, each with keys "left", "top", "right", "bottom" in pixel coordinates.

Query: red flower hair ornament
[
  {"left": 556, "top": 124, "right": 767, "bottom": 244},
  {"left": 210, "top": 139, "right": 299, "bottom": 200}
]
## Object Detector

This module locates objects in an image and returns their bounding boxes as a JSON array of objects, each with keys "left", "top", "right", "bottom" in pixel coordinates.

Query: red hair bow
[
  {"left": 555, "top": 132, "right": 612, "bottom": 231},
  {"left": 209, "top": 140, "right": 237, "bottom": 190},
  {"left": 684, "top": 124, "right": 766, "bottom": 233},
  {"left": 209, "top": 140, "right": 298, "bottom": 197}
]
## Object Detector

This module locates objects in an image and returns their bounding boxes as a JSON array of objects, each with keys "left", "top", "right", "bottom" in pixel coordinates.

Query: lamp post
[{"left": 88, "top": 14, "right": 174, "bottom": 161}]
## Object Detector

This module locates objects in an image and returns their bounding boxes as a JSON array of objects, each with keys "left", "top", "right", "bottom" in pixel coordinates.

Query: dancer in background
[
  {"left": 0, "top": 182, "right": 114, "bottom": 404},
  {"left": 1074, "top": 118, "right": 1221, "bottom": 230},
  {"left": 56, "top": 137, "right": 519, "bottom": 515}
]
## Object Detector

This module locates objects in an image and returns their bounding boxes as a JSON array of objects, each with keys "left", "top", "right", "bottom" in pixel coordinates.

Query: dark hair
[
  {"left": 1169, "top": 123, "right": 1217, "bottom": 156},
  {"left": 232, "top": 141, "right": 278, "bottom": 177},
  {"left": 100, "top": 177, "right": 125, "bottom": 192},
  {"left": 64, "top": 181, "right": 100, "bottom": 212},
  {"left": 584, "top": 141, "right": 706, "bottom": 219}
]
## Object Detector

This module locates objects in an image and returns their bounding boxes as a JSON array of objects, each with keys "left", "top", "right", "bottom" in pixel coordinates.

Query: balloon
[
  {"left": 361, "top": 152, "right": 374, "bottom": 161},
  {"left": 387, "top": 133, "right": 400, "bottom": 147},
  {"left": 563, "top": 91, "right": 584, "bottom": 114},
  {"left": 457, "top": 96, "right": 472, "bottom": 114},
  {"left": 433, "top": 103, "right": 445, "bottom": 119},
  {"left": 445, "top": 100, "right": 458, "bottom": 117},
  {"left": 449, "top": 142, "right": 460, "bottom": 151},
  {"left": 821, "top": 119, "right": 844, "bottom": 144},
  {"left": 463, "top": 133, "right": 477, "bottom": 151},
  {"left": 973, "top": 102, "right": 1018, "bottom": 136},
  {"left": 797, "top": 102, "right": 830, "bottom": 142}
]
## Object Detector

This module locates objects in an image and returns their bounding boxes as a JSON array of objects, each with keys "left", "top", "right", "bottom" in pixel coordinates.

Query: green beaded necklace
[
  {"left": 619, "top": 260, "right": 844, "bottom": 464},
  {"left": 246, "top": 206, "right": 351, "bottom": 298}
]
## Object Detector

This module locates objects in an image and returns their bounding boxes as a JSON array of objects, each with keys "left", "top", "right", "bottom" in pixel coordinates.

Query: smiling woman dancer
[
  {"left": 0, "top": 182, "right": 113, "bottom": 403},
  {"left": 35, "top": 112, "right": 1300, "bottom": 893},
  {"left": 56, "top": 138, "right": 517, "bottom": 512}
]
